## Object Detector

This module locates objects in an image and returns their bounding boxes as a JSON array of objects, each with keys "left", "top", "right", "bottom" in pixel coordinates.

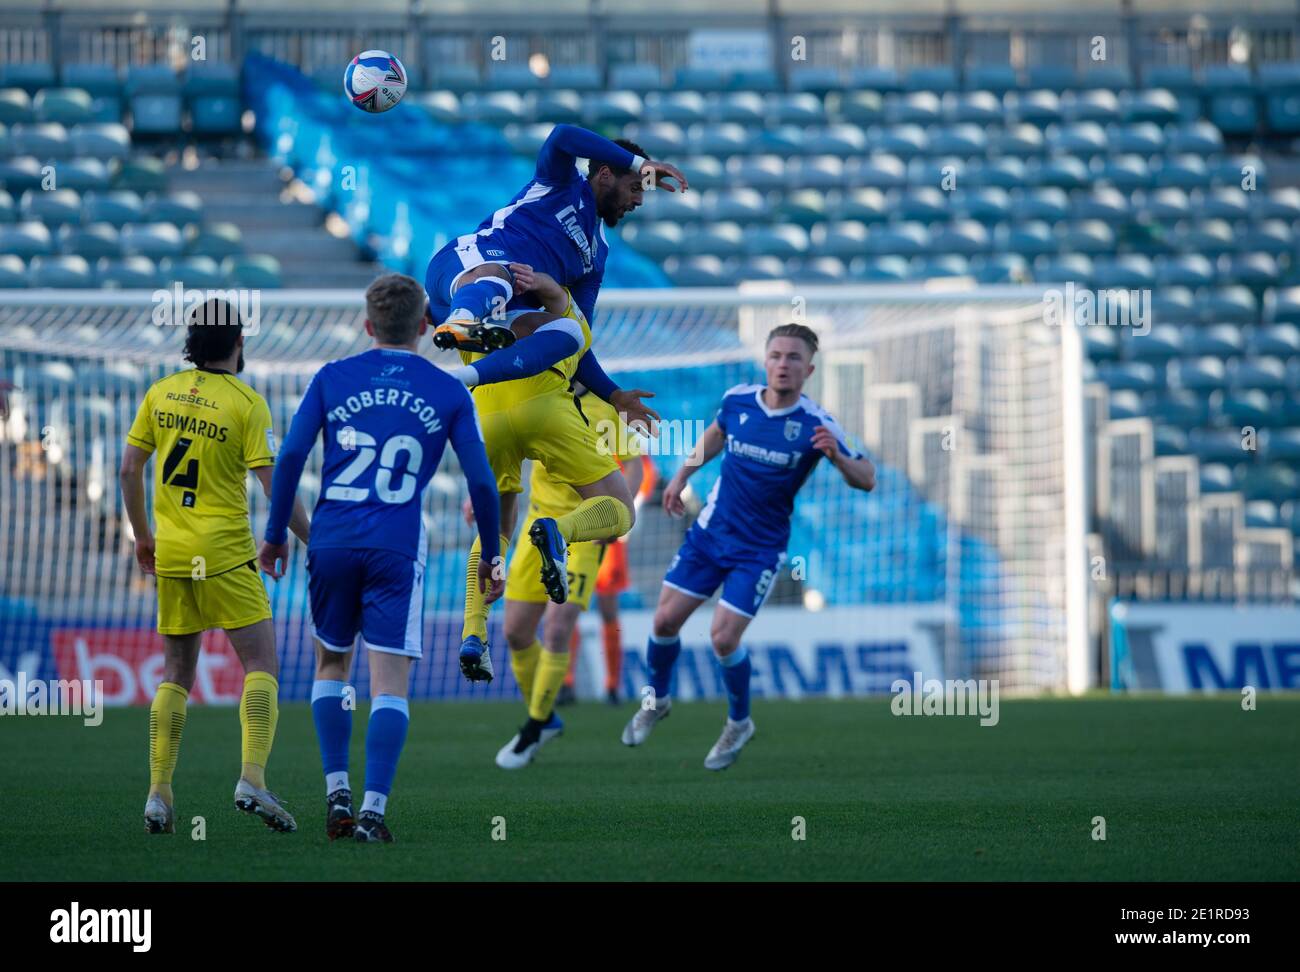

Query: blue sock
[
  {"left": 364, "top": 695, "right": 410, "bottom": 804},
  {"left": 468, "top": 329, "right": 580, "bottom": 386},
  {"left": 647, "top": 633, "right": 681, "bottom": 700},
  {"left": 310, "top": 679, "right": 351, "bottom": 782},
  {"left": 716, "top": 647, "right": 752, "bottom": 722},
  {"left": 450, "top": 275, "right": 512, "bottom": 321}
]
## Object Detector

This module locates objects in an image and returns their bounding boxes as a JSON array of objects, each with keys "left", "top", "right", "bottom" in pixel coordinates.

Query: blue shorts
[
  {"left": 662, "top": 528, "right": 787, "bottom": 619},
  {"left": 307, "top": 547, "right": 425, "bottom": 658},
  {"left": 425, "top": 238, "right": 530, "bottom": 324}
]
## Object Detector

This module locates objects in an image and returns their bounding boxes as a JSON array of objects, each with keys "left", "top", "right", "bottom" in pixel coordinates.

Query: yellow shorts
[
  {"left": 506, "top": 514, "right": 606, "bottom": 610},
  {"left": 156, "top": 561, "right": 272, "bottom": 635},
  {"left": 477, "top": 389, "right": 619, "bottom": 495}
]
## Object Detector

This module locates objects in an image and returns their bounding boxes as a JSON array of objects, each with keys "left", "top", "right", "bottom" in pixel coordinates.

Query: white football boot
[
  {"left": 234, "top": 778, "right": 297, "bottom": 832},
  {"left": 143, "top": 794, "right": 174, "bottom": 834},
  {"left": 495, "top": 714, "right": 564, "bottom": 770},
  {"left": 703, "top": 717, "right": 755, "bottom": 771},
  {"left": 620, "top": 696, "right": 673, "bottom": 746}
]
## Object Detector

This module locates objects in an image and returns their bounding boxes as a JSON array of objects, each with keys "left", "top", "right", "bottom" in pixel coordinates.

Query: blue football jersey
[
  {"left": 282, "top": 348, "right": 484, "bottom": 563},
  {"left": 450, "top": 125, "right": 633, "bottom": 323},
  {"left": 690, "top": 384, "right": 863, "bottom": 553}
]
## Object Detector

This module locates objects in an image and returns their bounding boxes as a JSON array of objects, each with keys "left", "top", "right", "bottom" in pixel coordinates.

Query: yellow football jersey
[
  {"left": 527, "top": 394, "right": 643, "bottom": 519},
  {"left": 126, "top": 368, "right": 276, "bottom": 578},
  {"left": 461, "top": 288, "right": 592, "bottom": 414}
]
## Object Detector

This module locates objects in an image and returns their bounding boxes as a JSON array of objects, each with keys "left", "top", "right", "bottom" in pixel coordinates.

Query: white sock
[
  {"left": 361, "top": 791, "right": 387, "bottom": 816},
  {"left": 326, "top": 771, "right": 350, "bottom": 796}
]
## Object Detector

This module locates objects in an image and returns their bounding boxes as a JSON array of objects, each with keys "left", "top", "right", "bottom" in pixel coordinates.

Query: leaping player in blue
[
  {"left": 258, "top": 274, "right": 504, "bottom": 843},
  {"left": 622, "top": 323, "right": 877, "bottom": 770}
]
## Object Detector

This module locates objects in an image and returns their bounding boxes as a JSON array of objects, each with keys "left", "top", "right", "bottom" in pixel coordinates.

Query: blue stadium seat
[
  {"left": 1200, "top": 186, "right": 1250, "bottom": 220},
  {"left": 503, "top": 123, "right": 555, "bottom": 157},
  {"left": 121, "top": 222, "right": 183, "bottom": 260},
  {"left": 848, "top": 255, "right": 909, "bottom": 282},
  {"left": 1168, "top": 121, "right": 1226, "bottom": 155},
  {"left": 705, "top": 187, "right": 767, "bottom": 224},
  {"left": 584, "top": 91, "right": 641, "bottom": 125},
  {"left": 950, "top": 90, "right": 1003, "bottom": 124},
  {"left": 793, "top": 256, "right": 848, "bottom": 282},
  {"left": 1184, "top": 220, "right": 1237, "bottom": 257},
  {"left": 117, "top": 156, "right": 166, "bottom": 193},
  {"left": 927, "top": 123, "right": 986, "bottom": 156},
  {"left": 10, "top": 122, "right": 72, "bottom": 158},
  {"left": 1189, "top": 428, "right": 1249, "bottom": 464},
  {"left": 1248, "top": 323, "right": 1300, "bottom": 357},
  {"left": 97, "top": 255, "right": 160, "bottom": 288},
  {"left": 1187, "top": 324, "right": 1245, "bottom": 358},
  {"left": 1110, "top": 121, "right": 1165, "bottom": 155},
  {"left": 623, "top": 222, "right": 683, "bottom": 259},
  {"left": 867, "top": 222, "right": 929, "bottom": 255},
  {"left": 674, "top": 66, "right": 729, "bottom": 93},
  {"left": 0, "top": 88, "right": 31, "bottom": 125},
  {"left": 1058, "top": 220, "right": 1115, "bottom": 254},
  {"left": 967, "top": 156, "right": 1027, "bottom": 188},
  {"left": 0, "top": 220, "right": 53, "bottom": 258},
  {"left": 185, "top": 63, "right": 241, "bottom": 135},
  {"left": 1227, "top": 253, "right": 1280, "bottom": 287},
  {"left": 484, "top": 65, "right": 544, "bottom": 91},
  {"left": 0, "top": 189, "right": 14, "bottom": 222},
  {"left": 547, "top": 65, "right": 602, "bottom": 92},
  {"left": 1156, "top": 254, "right": 1215, "bottom": 288},
  {"left": 973, "top": 253, "right": 1028, "bottom": 283},
  {"left": 847, "top": 67, "right": 902, "bottom": 93},
  {"left": 888, "top": 92, "right": 942, "bottom": 125},
  {"left": 1034, "top": 253, "right": 1093, "bottom": 284},
  {"left": 60, "top": 222, "right": 120, "bottom": 260},
  {"left": 684, "top": 221, "right": 745, "bottom": 258},
  {"left": 1026, "top": 65, "right": 1077, "bottom": 93},
  {"left": 744, "top": 224, "right": 808, "bottom": 259},
  {"left": 1240, "top": 466, "right": 1299, "bottom": 503},
  {"left": 1264, "top": 79, "right": 1300, "bottom": 133},
  {"left": 1018, "top": 186, "right": 1071, "bottom": 221},
  {"left": 1232, "top": 356, "right": 1289, "bottom": 391},
  {"left": 730, "top": 69, "right": 780, "bottom": 93},
  {"left": 0, "top": 156, "right": 42, "bottom": 193},
  {"left": 60, "top": 65, "right": 120, "bottom": 123},
  {"left": 1223, "top": 389, "right": 1273, "bottom": 426},
  {"left": 714, "top": 91, "right": 766, "bottom": 125},
  {"left": 1209, "top": 91, "right": 1258, "bottom": 135},
  {"left": 1176, "top": 356, "right": 1228, "bottom": 390},
  {"left": 145, "top": 191, "right": 204, "bottom": 227},
  {"left": 931, "top": 219, "right": 989, "bottom": 255},
  {"left": 1002, "top": 221, "right": 1055, "bottom": 257},
  {"left": 185, "top": 221, "right": 242, "bottom": 259},
  {"left": 1154, "top": 155, "right": 1210, "bottom": 189},
  {"left": 663, "top": 254, "right": 727, "bottom": 286},
  {"left": 1245, "top": 500, "right": 1280, "bottom": 528},
  {"left": 1260, "top": 188, "right": 1300, "bottom": 221},
  {"left": 1143, "top": 187, "right": 1191, "bottom": 221},
  {"left": 776, "top": 189, "right": 828, "bottom": 227},
  {"left": 528, "top": 89, "right": 580, "bottom": 124},
  {"left": 1152, "top": 389, "right": 1212, "bottom": 429},
  {"left": 1212, "top": 154, "right": 1265, "bottom": 188},
  {"left": 1094, "top": 254, "right": 1156, "bottom": 289},
  {"left": 418, "top": 90, "right": 461, "bottom": 124},
  {"left": 1073, "top": 187, "right": 1128, "bottom": 221},
  {"left": 1084, "top": 325, "right": 1118, "bottom": 363},
  {"left": 875, "top": 123, "right": 928, "bottom": 158},
  {"left": 34, "top": 88, "right": 93, "bottom": 126},
  {"left": 1144, "top": 66, "right": 1199, "bottom": 93},
  {"left": 963, "top": 186, "right": 1011, "bottom": 224},
  {"left": 828, "top": 90, "right": 883, "bottom": 124},
  {"left": 644, "top": 91, "right": 705, "bottom": 125},
  {"left": 69, "top": 122, "right": 130, "bottom": 160},
  {"left": 912, "top": 254, "right": 969, "bottom": 279},
  {"left": 692, "top": 122, "right": 748, "bottom": 157},
  {"left": 125, "top": 65, "right": 183, "bottom": 135},
  {"left": 1205, "top": 64, "right": 1255, "bottom": 94},
  {"left": 1013, "top": 89, "right": 1063, "bottom": 125},
  {"left": 1108, "top": 390, "right": 1144, "bottom": 420},
  {"left": 0, "top": 62, "right": 56, "bottom": 95},
  {"left": 845, "top": 154, "right": 907, "bottom": 188},
  {"left": 20, "top": 188, "right": 81, "bottom": 226},
  {"left": 906, "top": 65, "right": 958, "bottom": 93},
  {"left": 1198, "top": 462, "right": 1235, "bottom": 493},
  {"left": 907, "top": 157, "right": 962, "bottom": 189},
  {"left": 1121, "top": 88, "right": 1181, "bottom": 124},
  {"left": 50, "top": 157, "right": 110, "bottom": 192},
  {"left": 1066, "top": 90, "right": 1121, "bottom": 124},
  {"left": 83, "top": 190, "right": 144, "bottom": 226},
  {"left": 812, "top": 220, "right": 868, "bottom": 257},
  {"left": 608, "top": 63, "right": 662, "bottom": 92},
  {"left": 28, "top": 254, "right": 93, "bottom": 288},
  {"left": 1261, "top": 428, "right": 1300, "bottom": 463},
  {"left": 789, "top": 68, "right": 844, "bottom": 95},
  {"left": 840, "top": 187, "right": 890, "bottom": 222},
  {"left": 223, "top": 255, "right": 281, "bottom": 288},
  {"left": 1267, "top": 287, "right": 1300, "bottom": 324},
  {"left": 1083, "top": 65, "right": 1133, "bottom": 90},
  {"left": 1201, "top": 286, "right": 1258, "bottom": 323},
  {"left": 735, "top": 255, "right": 786, "bottom": 281},
  {"left": 0, "top": 253, "right": 28, "bottom": 285},
  {"left": 803, "top": 125, "right": 866, "bottom": 156},
  {"left": 1127, "top": 324, "right": 1183, "bottom": 361},
  {"left": 1099, "top": 361, "right": 1162, "bottom": 392},
  {"left": 769, "top": 92, "right": 824, "bottom": 126},
  {"left": 681, "top": 156, "right": 723, "bottom": 190},
  {"left": 1033, "top": 155, "right": 1091, "bottom": 189},
  {"left": 895, "top": 186, "right": 949, "bottom": 222},
  {"left": 1154, "top": 425, "right": 1189, "bottom": 457},
  {"left": 966, "top": 65, "right": 1020, "bottom": 95},
  {"left": 725, "top": 154, "right": 785, "bottom": 189},
  {"left": 627, "top": 122, "right": 685, "bottom": 159}
]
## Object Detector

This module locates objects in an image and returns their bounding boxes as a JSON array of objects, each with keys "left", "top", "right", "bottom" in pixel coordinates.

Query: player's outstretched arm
[
  {"left": 260, "top": 378, "right": 324, "bottom": 577},
  {"left": 118, "top": 443, "right": 155, "bottom": 574},
  {"left": 537, "top": 124, "right": 687, "bottom": 192},
  {"left": 663, "top": 419, "right": 725, "bottom": 517},
  {"left": 253, "top": 466, "right": 310, "bottom": 545},
  {"left": 448, "top": 390, "right": 504, "bottom": 604},
  {"left": 811, "top": 426, "right": 876, "bottom": 492},
  {"left": 573, "top": 349, "right": 660, "bottom": 436}
]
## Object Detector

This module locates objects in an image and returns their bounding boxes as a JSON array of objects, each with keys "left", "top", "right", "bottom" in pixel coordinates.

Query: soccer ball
[{"left": 344, "top": 50, "right": 407, "bottom": 113}]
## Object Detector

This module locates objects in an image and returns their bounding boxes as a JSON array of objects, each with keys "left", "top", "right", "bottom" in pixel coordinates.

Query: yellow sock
[
  {"left": 239, "top": 671, "right": 279, "bottom": 789},
  {"left": 511, "top": 640, "right": 542, "bottom": 702},
  {"left": 148, "top": 681, "right": 188, "bottom": 804},
  {"left": 462, "top": 533, "right": 510, "bottom": 643},
  {"left": 529, "top": 650, "right": 570, "bottom": 722},
  {"left": 553, "top": 496, "right": 631, "bottom": 544}
]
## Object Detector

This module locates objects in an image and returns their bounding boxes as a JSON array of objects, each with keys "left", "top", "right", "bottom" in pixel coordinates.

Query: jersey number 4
[
  {"left": 162, "top": 437, "right": 199, "bottom": 507},
  {"left": 324, "top": 429, "right": 423, "bottom": 504}
]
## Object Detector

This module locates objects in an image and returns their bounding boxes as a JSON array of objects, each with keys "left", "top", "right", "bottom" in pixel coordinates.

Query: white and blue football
[{"left": 344, "top": 50, "right": 407, "bottom": 113}]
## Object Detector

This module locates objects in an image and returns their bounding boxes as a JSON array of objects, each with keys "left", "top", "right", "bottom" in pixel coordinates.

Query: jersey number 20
[{"left": 324, "top": 430, "right": 423, "bottom": 504}]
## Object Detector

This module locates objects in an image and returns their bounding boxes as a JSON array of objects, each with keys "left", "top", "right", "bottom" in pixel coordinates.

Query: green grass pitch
[{"left": 5, "top": 696, "right": 1297, "bottom": 881}]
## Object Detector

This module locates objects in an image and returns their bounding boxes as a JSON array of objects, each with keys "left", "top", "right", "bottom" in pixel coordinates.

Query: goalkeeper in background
[{"left": 120, "top": 298, "right": 310, "bottom": 835}]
